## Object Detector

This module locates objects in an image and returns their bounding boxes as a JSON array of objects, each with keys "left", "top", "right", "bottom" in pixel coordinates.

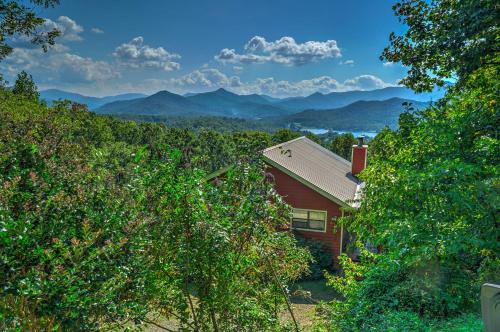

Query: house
[
  {"left": 262, "top": 136, "right": 366, "bottom": 262},
  {"left": 208, "top": 135, "right": 368, "bottom": 263}
]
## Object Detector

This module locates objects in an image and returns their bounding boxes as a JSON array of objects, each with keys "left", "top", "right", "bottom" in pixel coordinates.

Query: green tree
[
  {"left": 381, "top": 0, "right": 499, "bottom": 91},
  {"left": 329, "top": 133, "right": 357, "bottom": 160},
  {"left": 320, "top": 0, "right": 500, "bottom": 330},
  {"left": 0, "top": 0, "right": 60, "bottom": 61},
  {"left": 12, "top": 70, "right": 39, "bottom": 100}
]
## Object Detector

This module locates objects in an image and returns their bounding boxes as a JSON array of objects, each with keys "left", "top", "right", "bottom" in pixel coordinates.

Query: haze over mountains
[
  {"left": 40, "top": 89, "right": 147, "bottom": 109},
  {"left": 40, "top": 86, "right": 445, "bottom": 131}
]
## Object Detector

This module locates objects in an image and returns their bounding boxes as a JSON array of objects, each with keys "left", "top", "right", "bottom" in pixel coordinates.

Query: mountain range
[
  {"left": 40, "top": 89, "right": 147, "bottom": 109},
  {"left": 40, "top": 86, "right": 445, "bottom": 131},
  {"left": 96, "top": 88, "right": 290, "bottom": 118},
  {"left": 271, "top": 98, "right": 429, "bottom": 131}
]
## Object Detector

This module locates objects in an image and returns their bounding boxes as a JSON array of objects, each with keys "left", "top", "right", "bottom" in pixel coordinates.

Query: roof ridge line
[
  {"left": 262, "top": 136, "right": 307, "bottom": 153},
  {"left": 301, "top": 136, "right": 352, "bottom": 166}
]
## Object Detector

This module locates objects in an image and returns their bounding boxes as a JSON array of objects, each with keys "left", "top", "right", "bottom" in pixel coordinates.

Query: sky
[{"left": 2, "top": 0, "right": 409, "bottom": 97}]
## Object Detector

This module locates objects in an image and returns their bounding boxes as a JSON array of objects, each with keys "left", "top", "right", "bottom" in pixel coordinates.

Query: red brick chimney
[{"left": 352, "top": 136, "right": 368, "bottom": 176}]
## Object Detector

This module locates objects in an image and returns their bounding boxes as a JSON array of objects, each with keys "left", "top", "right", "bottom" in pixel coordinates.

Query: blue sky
[{"left": 2, "top": 0, "right": 408, "bottom": 97}]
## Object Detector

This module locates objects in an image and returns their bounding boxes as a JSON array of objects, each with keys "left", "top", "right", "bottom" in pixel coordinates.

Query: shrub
[{"left": 294, "top": 234, "right": 334, "bottom": 280}]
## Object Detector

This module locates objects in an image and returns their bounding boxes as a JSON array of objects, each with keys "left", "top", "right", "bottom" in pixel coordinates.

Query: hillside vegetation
[
  {"left": 0, "top": 90, "right": 319, "bottom": 330},
  {"left": 317, "top": 0, "right": 499, "bottom": 330}
]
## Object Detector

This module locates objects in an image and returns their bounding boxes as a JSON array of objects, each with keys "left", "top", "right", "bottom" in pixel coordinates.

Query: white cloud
[
  {"left": 233, "top": 66, "right": 244, "bottom": 73},
  {"left": 340, "top": 59, "right": 354, "bottom": 66},
  {"left": 170, "top": 68, "right": 241, "bottom": 90},
  {"left": 215, "top": 36, "right": 341, "bottom": 66},
  {"left": 91, "top": 27, "right": 104, "bottom": 34},
  {"left": 383, "top": 61, "right": 394, "bottom": 67},
  {"left": 113, "top": 36, "right": 181, "bottom": 71},
  {"left": 9, "top": 16, "right": 84, "bottom": 48},
  {"left": 239, "top": 76, "right": 341, "bottom": 96},
  {"left": 1, "top": 15, "right": 121, "bottom": 85},
  {"left": 2, "top": 46, "right": 118, "bottom": 84},
  {"left": 342, "top": 75, "right": 389, "bottom": 90},
  {"left": 160, "top": 68, "right": 393, "bottom": 97},
  {"left": 43, "top": 16, "right": 84, "bottom": 41}
]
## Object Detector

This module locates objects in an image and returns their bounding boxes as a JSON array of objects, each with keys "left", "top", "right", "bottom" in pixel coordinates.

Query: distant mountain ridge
[
  {"left": 40, "top": 89, "right": 147, "bottom": 109},
  {"left": 275, "top": 86, "right": 445, "bottom": 111},
  {"left": 97, "top": 88, "right": 291, "bottom": 119},
  {"left": 97, "top": 90, "right": 205, "bottom": 116},
  {"left": 43, "top": 86, "right": 445, "bottom": 131},
  {"left": 272, "top": 97, "right": 430, "bottom": 131}
]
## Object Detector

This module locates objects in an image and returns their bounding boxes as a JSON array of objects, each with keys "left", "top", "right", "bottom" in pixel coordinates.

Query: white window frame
[{"left": 291, "top": 208, "right": 327, "bottom": 233}]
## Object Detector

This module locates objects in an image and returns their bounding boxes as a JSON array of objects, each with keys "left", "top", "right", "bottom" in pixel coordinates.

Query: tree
[
  {"left": 12, "top": 70, "right": 39, "bottom": 100},
  {"left": 0, "top": 0, "right": 60, "bottom": 61},
  {"left": 381, "top": 0, "right": 499, "bottom": 92},
  {"left": 329, "top": 133, "right": 357, "bottom": 160},
  {"left": 320, "top": 0, "right": 499, "bottom": 330}
]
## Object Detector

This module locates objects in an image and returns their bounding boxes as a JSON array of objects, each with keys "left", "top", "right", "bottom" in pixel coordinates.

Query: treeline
[{"left": 115, "top": 114, "right": 280, "bottom": 132}]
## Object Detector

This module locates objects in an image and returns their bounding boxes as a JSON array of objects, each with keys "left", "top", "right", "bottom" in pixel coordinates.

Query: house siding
[{"left": 266, "top": 165, "right": 343, "bottom": 262}]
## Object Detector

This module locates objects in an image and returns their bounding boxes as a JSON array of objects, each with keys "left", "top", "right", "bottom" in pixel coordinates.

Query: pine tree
[{"left": 13, "top": 71, "right": 39, "bottom": 101}]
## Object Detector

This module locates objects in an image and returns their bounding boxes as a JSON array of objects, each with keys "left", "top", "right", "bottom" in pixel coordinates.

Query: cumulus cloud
[
  {"left": 162, "top": 67, "right": 392, "bottom": 97},
  {"left": 383, "top": 61, "right": 394, "bottom": 67},
  {"left": 240, "top": 76, "right": 341, "bottom": 96},
  {"left": 215, "top": 36, "right": 341, "bottom": 66},
  {"left": 342, "top": 75, "right": 389, "bottom": 90},
  {"left": 91, "top": 27, "right": 104, "bottom": 34},
  {"left": 231, "top": 75, "right": 392, "bottom": 97},
  {"left": 9, "top": 16, "right": 84, "bottom": 48},
  {"left": 170, "top": 68, "right": 241, "bottom": 90},
  {"left": 233, "top": 66, "right": 244, "bottom": 73},
  {"left": 2, "top": 46, "right": 118, "bottom": 84},
  {"left": 43, "top": 16, "right": 84, "bottom": 41},
  {"left": 113, "top": 36, "right": 181, "bottom": 71}
]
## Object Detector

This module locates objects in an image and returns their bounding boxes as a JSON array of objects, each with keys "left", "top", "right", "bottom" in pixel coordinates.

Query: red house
[
  {"left": 208, "top": 136, "right": 367, "bottom": 263},
  {"left": 262, "top": 136, "right": 367, "bottom": 262}
]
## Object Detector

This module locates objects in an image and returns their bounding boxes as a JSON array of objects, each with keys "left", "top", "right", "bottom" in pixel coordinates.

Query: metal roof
[{"left": 263, "top": 136, "right": 362, "bottom": 207}]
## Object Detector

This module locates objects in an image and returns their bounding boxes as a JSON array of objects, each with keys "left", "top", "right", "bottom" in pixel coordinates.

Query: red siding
[{"left": 266, "top": 165, "right": 343, "bottom": 262}]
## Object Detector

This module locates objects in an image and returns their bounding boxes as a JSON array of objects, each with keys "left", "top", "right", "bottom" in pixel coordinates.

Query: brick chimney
[{"left": 351, "top": 136, "right": 368, "bottom": 176}]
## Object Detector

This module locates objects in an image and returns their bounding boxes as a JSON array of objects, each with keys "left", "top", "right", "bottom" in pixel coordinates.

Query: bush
[{"left": 294, "top": 234, "right": 334, "bottom": 280}]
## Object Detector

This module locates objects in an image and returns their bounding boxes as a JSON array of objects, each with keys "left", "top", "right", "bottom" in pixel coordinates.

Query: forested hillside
[{"left": 273, "top": 97, "right": 429, "bottom": 131}]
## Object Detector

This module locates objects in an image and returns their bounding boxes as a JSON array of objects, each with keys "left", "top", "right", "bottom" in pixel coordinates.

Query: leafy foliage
[
  {"left": 321, "top": 1, "right": 499, "bottom": 330},
  {"left": 329, "top": 133, "right": 357, "bottom": 160},
  {"left": 12, "top": 70, "right": 39, "bottom": 100},
  {"left": 294, "top": 235, "right": 334, "bottom": 280},
  {"left": 0, "top": 0, "right": 60, "bottom": 61},
  {"left": 381, "top": 0, "right": 499, "bottom": 91},
  {"left": 0, "top": 90, "right": 311, "bottom": 330}
]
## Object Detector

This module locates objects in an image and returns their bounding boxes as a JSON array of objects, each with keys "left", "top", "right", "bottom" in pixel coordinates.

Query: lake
[{"left": 302, "top": 128, "right": 378, "bottom": 138}]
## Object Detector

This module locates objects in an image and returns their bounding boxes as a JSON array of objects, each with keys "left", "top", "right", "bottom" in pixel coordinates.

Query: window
[{"left": 291, "top": 208, "right": 327, "bottom": 232}]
